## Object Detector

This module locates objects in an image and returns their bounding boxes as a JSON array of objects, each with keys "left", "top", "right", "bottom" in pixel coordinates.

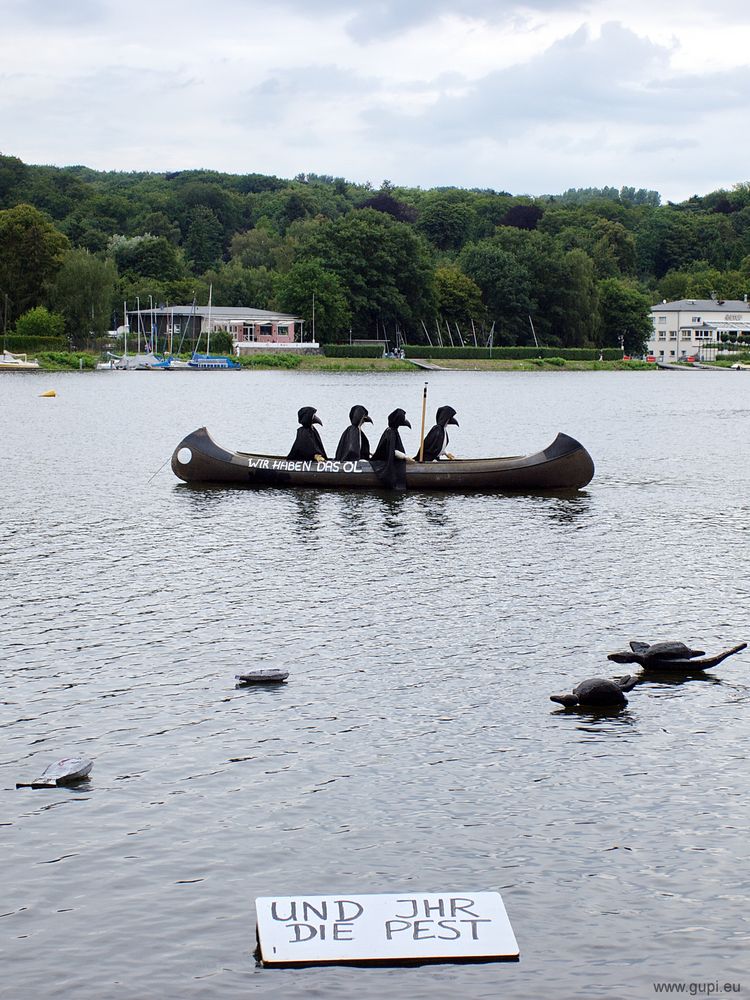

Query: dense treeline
[{"left": 2, "top": 151, "right": 750, "bottom": 354}]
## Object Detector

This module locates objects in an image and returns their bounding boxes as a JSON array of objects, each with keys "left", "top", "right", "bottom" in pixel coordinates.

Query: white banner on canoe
[{"left": 256, "top": 891, "right": 519, "bottom": 966}]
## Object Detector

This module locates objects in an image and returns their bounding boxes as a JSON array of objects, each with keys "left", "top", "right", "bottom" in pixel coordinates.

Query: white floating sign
[{"left": 256, "top": 891, "right": 519, "bottom": 966}]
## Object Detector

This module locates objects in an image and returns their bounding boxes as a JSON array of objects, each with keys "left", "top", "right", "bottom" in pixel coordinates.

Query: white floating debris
[
  {"left": 256, "top": 891, "right": 519, "bottom": 967},
  {"left": 16, "top": 757, "right": 93, "bottom": 789},
  {"left": 235, "top": 668, "right": 289, "bottom": 685}
]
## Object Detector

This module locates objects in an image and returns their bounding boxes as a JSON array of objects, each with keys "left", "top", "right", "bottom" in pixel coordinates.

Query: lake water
[{"left": 1, "top": 368, "right": 749, "bottom": 1000}]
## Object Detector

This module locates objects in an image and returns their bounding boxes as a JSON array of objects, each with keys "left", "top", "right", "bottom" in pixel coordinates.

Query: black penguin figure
[
  {"left": 287, "top": 406, "right": 327, "bottom": 461},
  {"left": 334, "top": 404, "right": 373, "bottom": 461},
  {"left": 416, "top": 405, "right": 459, "bottom": 461},
  {"left": 371, "top": 408, "right": 412, "bottom": 489}
]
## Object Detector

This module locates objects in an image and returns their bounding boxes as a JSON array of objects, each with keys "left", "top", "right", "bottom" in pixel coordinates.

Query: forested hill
[{"left": 2, "top": 151, "right": 750, "bottom": 352}]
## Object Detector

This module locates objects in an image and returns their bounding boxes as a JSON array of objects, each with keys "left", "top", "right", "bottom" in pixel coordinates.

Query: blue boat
[{"left": 186, "top": 353, "right": 241, "bottom": 370}]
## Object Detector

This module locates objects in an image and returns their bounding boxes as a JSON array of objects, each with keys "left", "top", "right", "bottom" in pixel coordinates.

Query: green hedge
[
  {"left": 236, "top": 353, "right": 302, "bottom": 369},
  {"left": 403, "top": 345, "right": 622, "bottom": 361},
  {"left": 322, "top": 344, "right": 385, "bottom": 358},
  {"left": 3, "top": 335, "right": 68, "bottom": 353}
]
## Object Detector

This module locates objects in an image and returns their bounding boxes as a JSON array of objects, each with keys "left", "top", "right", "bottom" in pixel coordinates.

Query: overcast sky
[{"left": 1, "top": 0, "right": 749, "bottom": 201}]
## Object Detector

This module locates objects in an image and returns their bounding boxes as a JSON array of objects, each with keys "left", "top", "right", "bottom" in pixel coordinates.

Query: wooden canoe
[{"left": 171, "top": 427, "right": 594, "bottom": 491}]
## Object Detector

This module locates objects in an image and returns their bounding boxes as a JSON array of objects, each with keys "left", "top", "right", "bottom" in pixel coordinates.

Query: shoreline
[{"left": 25, "top": 356, "right": 661, "bottom": 373}]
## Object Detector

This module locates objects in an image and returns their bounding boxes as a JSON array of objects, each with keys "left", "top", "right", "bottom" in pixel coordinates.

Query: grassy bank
[
  {"left": 299, "top": 356, "right": 655, "bottom": 372},
  {"left": 297, "top": 356, "right": 414, "bottom": 371},
  {"left": 411, "top": 358, "right": 655, "bottom": 371}
]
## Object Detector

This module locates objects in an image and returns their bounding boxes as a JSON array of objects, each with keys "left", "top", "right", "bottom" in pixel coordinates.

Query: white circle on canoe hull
[{"left": 177, "top": 447, "right": 192, "bottom": 465}]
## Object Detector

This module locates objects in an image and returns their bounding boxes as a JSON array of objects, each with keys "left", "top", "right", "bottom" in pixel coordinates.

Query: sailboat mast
[
  {"left": 207, "top": 285, "right": 213, "bottom": 356},
  {"left": 528, "top": 314, "right": 539, "bottom": 348}
]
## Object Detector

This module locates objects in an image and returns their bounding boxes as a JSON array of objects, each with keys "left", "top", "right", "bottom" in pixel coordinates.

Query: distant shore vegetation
[{"left": 2, "top": 152, "right": 750, "bottom": 357}]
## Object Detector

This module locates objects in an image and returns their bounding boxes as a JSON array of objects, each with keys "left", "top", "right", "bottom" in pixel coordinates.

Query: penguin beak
[
  {"left": 449, "top": 417, "right": 459, "bottom": 426},
  {"left": 364, "top": 416, "right": 373, "bottom": 424},
  {"left": 403, "top": 419, "right": 412, "bottom": 429},
  {"left": 313, "top": 415, "right": 322, "bottom": 426}
]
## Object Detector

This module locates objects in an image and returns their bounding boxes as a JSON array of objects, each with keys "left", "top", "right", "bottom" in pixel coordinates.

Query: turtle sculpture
[
  {"left": 550, "top": 675, "right": 638, "bottom": 709},
  {"left": 608, "top": 641, "right": 747, "bottom": 671}
]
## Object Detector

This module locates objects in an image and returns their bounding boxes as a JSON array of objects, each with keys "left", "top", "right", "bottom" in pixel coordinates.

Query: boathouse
[
  {"left": 648, "top": 297, "right": 750, "bottom": 360},
  {"left": 126, "top": 305, "right": 316, "bottom": 354}
]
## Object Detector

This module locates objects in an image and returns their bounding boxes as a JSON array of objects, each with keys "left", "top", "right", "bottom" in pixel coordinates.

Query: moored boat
[
  {"left": 115, "top": 352, "right": 169, "bottom": 370},
  {"left": 171, "top": 427, "right": 594, "bottom": 491},
  {"left": 1, "top": 350, "right": 40, "bottom": 370},
  {"left": 186, "top": 353, "right": 240, "bottom": 370}
]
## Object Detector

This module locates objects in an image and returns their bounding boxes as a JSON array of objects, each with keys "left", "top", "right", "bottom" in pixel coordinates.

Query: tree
[
  {"left": 480, "top": 227, "right": 579, "bottom": 345},
  {"left": 133, "top": 211, "right": 182, "bottom": 243},
  {"left": 589, "top": 219, "right": 637, "bottom": 277},
  {"left": 173, "top": 180, "right": 244, "bottom": 238},
  {"left": 246, "top": 186, "right": 318, "bottom": 233},
  {"left": 108, "top": 234, "right": 185, "bottom": 281},
  {"left": 499, "top": 203, "right": 544, "bottom": 231},
  {"left": 18, "top": 167, "right": 90, "bottom": 221},
  {"left": 597, "top": 278, "right": 652, "bottom": 354},
  {"left": 230, "top": 227, "right": 288, "bottom": 270},
  {"left": 203, "top": 260, "right": 277, "bottom": 309},
  {"left": 635, "top": 210, "right": 702, "bottom": 278},
  {"left": 52, "top": 248, "right": 118, "bottom": 342},
  {"left": 459, "top": 240, "right": 532, "bottom": 340},
  {"left": 184, "top": 206, "right": 225, "bottom": 273},
  {"left": 417, "top": 191, "right": 475, "bottom": 251},
  {"left": 558, "top": 249, "right": 598, "bottom": 346},
  {"left": 434, "top": 265, "right": 485, "bottom": 326},
  {"left": 298, "top": 209, "right": 435, "bottom": 335},
  {"left": 14, "top": 305, "right": 65, "bottom": 341},
  {"left": 0, "top": 204, "right": 70, "bottom": 322},
  {"left": 358, "top": 191, "right": 417, "bottom": 223},
  {"left": 657, "top": 271, "right": 691, "bottom": 302},
  {"left": 204, "top": 329, "right": 233, "bottom": 354},
  {"left": 681, "top": 266, "right": 748, "bottom": 301},
  {"left": 276, "top": 260, "right": 351, "bottom": 342},
  {"left": 0, "top": 154, "right": 28, "bottom": 208}
]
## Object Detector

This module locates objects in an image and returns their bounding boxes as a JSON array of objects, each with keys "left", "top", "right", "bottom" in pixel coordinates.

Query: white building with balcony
[{"left": 648, "top": 298, "right": 750, "bottom": 360}]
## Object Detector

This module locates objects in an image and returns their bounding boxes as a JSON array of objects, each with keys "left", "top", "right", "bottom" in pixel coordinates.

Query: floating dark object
[
  {"left": 550, "top": 676, "right": 638, "bottom": 709},
  {"left": 614, "top": 640, "right": 705, "bottom": 663},
  {"left": 16, "top": 757, "right": 93, "bottom": 789},
  {"left": 171, "top": 427, "right": 595, "bottom": 491},
  {"left": 608, "top": 641, "right": 747, "bottom": 671},
  {"left": 235, "top": 668, "right": 289, "bottom": 685}
]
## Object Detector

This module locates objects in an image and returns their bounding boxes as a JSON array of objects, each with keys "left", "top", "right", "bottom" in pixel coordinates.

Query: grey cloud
[
  {"left": 271, "top": 0, "right": 584, "bottom": 42},
  {"left": 633, "top": 137, "right": 700, "bottom": 153},
  {"left": 361, "top": 23, "right": 750, "bottom": 143},
  {"left": 1, "top": 65, "right": 198, "bottom": 158},
  {"left": 4, "top": 0, "right": 106, "bottom": 27},
  {"left": 266, "top": 0, "right": 750, "bottom": 41},
  {"left": 238, "top": 65, "right": 375, "bottom": 127}
]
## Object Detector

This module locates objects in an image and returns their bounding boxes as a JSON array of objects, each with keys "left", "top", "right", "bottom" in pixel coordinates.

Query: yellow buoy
[{"left": 39, "top": 390, "right": 57, "bottom": 398}]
